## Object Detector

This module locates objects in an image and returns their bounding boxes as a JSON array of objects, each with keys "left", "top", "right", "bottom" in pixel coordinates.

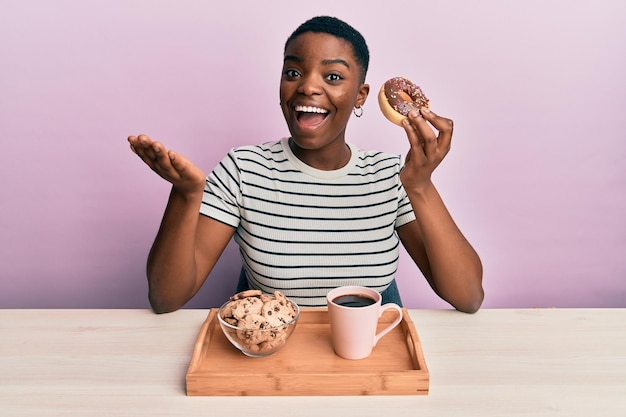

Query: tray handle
[
  {"left": 186, "top": 309, "right": 217, "bottom": 374},
  {"left": 401, "top": 309, "right": 424, "bottom": 371}
]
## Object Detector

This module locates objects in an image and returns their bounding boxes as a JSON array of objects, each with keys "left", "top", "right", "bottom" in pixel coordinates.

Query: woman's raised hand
[
  {"left": 128, "top": 134, "right": 206, "bottom": 195},
  {"left": 399, "top": 108, "right": 453, "bottom": 192}
]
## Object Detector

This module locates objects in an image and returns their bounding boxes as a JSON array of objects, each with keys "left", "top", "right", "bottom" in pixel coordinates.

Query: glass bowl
[{"left": 217, "top": 295, "right": 300, "bottom": 358}]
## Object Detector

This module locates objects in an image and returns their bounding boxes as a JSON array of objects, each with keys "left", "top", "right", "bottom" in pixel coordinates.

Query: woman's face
[{"left": 280, "top": 32, "right": 369, "bottom": 152}]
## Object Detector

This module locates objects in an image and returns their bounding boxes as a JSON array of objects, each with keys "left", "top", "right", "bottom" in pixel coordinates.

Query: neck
[{"left": 288, "top": 138, "right": 352, "bottom": 171}]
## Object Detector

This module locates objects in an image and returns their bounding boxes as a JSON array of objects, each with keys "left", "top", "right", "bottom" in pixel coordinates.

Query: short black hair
[{"left": 284, "top": 16, "right": 370, "bottom": 83}]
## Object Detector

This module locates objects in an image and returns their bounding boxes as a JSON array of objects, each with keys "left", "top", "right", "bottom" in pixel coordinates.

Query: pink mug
[{"left": 326, "top": 286, "right": 403, "bottom": 360}]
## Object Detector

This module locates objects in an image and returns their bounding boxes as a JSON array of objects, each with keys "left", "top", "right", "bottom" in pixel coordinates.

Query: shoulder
[
  {"left": 351, "top": 145, "right": 402, "bottom": 174},
  {"left": 226, "top": 140, "right": 287, "bottom": 165},
  {"left": 231, "top": 139, "right": 283, "bottom": 156}
]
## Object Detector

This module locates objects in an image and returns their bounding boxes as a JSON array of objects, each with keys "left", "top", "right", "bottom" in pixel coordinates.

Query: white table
[{"left": 1, "top": 309, "right": 625, "bottom": 416}]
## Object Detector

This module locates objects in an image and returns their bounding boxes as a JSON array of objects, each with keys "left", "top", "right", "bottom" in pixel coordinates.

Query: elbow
[
  {"left": 148, "top": 292, "right": 184, "bottom": 314},
  {"left": 149, "top": 301, "right": 180, "bottom": 315},
  {"left": 453, "top": 287, "right": 484, "bottom": 314},
  {"left": 150, "top": 302, "right": 182, "bottom": 315},
  {"left": 455, "top": 299, "right": 483, "bottom": 314},
  {"left": 147, "top": 269, "right": 192, "bottom": 314},
  {"left": 453, "top": 262, "right": 484, "bottom": 314}
]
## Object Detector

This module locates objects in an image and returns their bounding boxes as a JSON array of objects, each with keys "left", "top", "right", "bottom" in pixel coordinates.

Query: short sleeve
[
  {"left": 395, "top": 157, "right": 416, "bottom": 228},
  {"left": 199, "top": 149, "right": 242, "bottom": 228},
  {"left": 395, "top": 183, "right": 416, "bottom": 228}
]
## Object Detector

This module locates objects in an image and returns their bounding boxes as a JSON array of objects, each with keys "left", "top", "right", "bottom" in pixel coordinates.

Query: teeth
[{"left": 295, "top": 105, "right": 328, "bottom": 114}]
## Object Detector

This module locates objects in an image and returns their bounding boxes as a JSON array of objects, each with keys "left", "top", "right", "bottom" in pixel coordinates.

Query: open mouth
[{"left": 295, "top": 105, "right": 329, "bottom": 128}]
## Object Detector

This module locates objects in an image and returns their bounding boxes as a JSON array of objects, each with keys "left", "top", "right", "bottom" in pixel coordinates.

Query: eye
[
  {"left": 284, "top": 69, "right": 301, "bottom": 79},
  {"left": 326, "top": 73, "right": 343, "bottom": 82}
]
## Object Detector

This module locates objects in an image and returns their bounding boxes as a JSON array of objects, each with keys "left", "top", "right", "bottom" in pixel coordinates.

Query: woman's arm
[
  {"left": 128, "top": 134, "right": 235, "bottom": 313},
  {"left": 397, "top": 189, "right": 483, "bottom": 313},
  {"left": 396, "top": 110, "right": 484, "bottom": 313}
]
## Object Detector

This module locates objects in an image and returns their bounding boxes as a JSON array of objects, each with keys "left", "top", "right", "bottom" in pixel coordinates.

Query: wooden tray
[{"left": 186, "top": 308, "right": 429, "bottom": 396}]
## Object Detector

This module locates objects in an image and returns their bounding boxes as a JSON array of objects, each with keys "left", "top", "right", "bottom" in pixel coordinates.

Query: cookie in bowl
[{"left": 217, "top": 290, "right": 300, "bottom": 357}]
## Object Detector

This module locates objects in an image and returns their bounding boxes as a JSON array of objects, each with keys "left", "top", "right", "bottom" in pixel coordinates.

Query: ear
[{"left": 355, "top": 83, "right": 370, "bottom": 108}]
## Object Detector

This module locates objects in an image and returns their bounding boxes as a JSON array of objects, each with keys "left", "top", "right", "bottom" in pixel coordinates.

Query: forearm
[
  {"left": 147, "top": 187, "right": 204, "bottom": 313},
  {"left": 406, "top": 182, "right": 484, "bottom": 313}
]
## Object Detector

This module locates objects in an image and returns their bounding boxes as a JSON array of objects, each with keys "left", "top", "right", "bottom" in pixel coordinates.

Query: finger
[
  {"left": 406, "top": 111, "right": 438, "bottom": 157},
  {"left": 150, "top": 142, "right": 180, "bottom": 177},
  {"left": 128, "top": 135, "right": 146, "bottom": 156},
  {"left": 420, "top": 108, "right": 453, "bottom": 154},
  {"left": 128, "top": 136, "right": 137, "bottom": 153},
  {"left": 166, "top": 150, "right": 207, "bottom": 191},
  {"left": 402, "top": 116, "right": 427, "bottom": 160},
  {"left": 129, "top": 134, "right": 154, "bottom": 160},
  {"left": 131, "top": 135, "right": 174, "bottom": 176},
  {"left": 166, "top": 150, "right": 189, "bottom": 177},
  {"left": 410, "top": 112, "right": 438, "bottom": 161},
  {"left": 136, "top": 135, "right": 167, "bottom": 168},
  {"left": 128, "top": 135, "right": 154, "bottom": 164}
]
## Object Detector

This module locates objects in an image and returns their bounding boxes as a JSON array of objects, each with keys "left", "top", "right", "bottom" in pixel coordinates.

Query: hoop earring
[{"left": 353, "top": 106, "right": 363, "bottom": 118}]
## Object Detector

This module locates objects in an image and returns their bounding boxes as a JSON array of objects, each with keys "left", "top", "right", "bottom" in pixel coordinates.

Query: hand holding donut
[
  {"left": 378, "top": 77, "right": 453, "bottom": 191},
  {"left": 128, "top": 134, "right": 206, "bottom": 195}
]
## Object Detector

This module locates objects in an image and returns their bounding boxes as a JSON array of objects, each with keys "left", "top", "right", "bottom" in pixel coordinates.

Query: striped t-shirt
[{"left": 200, "top": 137, "right": 416, "bottom": 307}]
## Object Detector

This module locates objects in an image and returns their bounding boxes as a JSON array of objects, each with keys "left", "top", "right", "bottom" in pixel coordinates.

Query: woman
[{"left": 128, "top": 16, "right": 483, "bottom": 313}]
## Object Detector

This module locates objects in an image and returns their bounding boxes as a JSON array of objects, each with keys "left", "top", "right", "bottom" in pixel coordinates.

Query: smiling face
[{"left": 280, "top": 32, "right": 369, "bottom": 162}]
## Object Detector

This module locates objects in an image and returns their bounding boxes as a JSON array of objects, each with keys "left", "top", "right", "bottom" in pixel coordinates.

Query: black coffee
[{"left": 332, "top": 294, "right": 376, "bottom": 308}]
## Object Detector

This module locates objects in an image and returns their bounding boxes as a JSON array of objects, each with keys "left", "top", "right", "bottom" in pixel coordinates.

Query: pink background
[{"left": 1, "top": 1, "right": 625, "bottom": 309}]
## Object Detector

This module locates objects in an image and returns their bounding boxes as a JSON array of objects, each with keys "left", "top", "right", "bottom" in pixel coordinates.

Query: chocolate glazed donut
[{"left": 378, "top": 77, "right": 430, "bottom": 126}]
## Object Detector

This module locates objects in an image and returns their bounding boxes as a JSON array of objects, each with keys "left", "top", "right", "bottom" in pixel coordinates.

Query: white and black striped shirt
[{"left": 200, "top": 138, "right": 415, "bottom": 307}]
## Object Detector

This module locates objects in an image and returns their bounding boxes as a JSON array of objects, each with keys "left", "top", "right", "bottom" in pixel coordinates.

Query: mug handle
[{"left": 373, "top": 303, "right": 403, "bottom": 346}]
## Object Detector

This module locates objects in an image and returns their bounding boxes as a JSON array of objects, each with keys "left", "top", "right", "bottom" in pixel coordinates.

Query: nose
[{"left": 297, "top": 74, "right": 322, "bottom": 96}]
